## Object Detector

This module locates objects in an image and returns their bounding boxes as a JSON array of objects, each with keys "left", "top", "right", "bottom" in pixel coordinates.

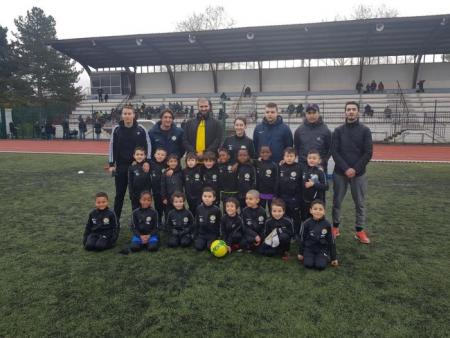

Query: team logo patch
[
  {"left": 199, "top": 216, "right": 204, "bottom": 223},
  {"left": 210, "top": 215, "right": 216, "bottom": 222},
  {"left": 244, "top": 173, "right": 250, "bottom": 180},
  {"left": 228, "top": 166, "right": 233, "bottom": 171},
  {"left": 212, "top": 174, "right": 217, "bottom": 180},
  {"left": 322, "top": 229, "right": 328, "bottom": 235},
  {"left": 92, "top": 218, "right": 97, "bottom": 224},
  {"left": 258, "top": 216, "right": 264, "bottom": 222},
  {"left": 137, "top": 132, "right": 140, "bottom": 135},
  {"left": 146, "top": 216, "right": 152, "bottom": 222},
  {"left": 291, "top": 172, "right": 297, "bottom": 178},
  {"left": 266, "top": 169, "right": 272, "bottom": 175},
  {"left": 103, "top": 218, "right": 110, "bottom": 224},
  {"left": 171, "top": 136, "right": 177, "bottom": 141},
  {"left": 183, "top": 217, "right": 189, "bottom": 223},
  {"left": 195, "top": 174, "right": 200, "bottom": 179}
]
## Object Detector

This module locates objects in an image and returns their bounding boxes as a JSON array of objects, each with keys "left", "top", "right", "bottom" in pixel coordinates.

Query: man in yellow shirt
[{"left": 182, "top": 98, "right": 223, "bottom": 160}]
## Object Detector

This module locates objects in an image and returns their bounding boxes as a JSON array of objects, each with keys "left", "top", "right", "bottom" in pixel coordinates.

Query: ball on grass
[
  {"left": 77, "top": 170, "right": 84, "bottom": 174},
  {"left": 210, "top": 240, "right": 228, "bottom": 258}
]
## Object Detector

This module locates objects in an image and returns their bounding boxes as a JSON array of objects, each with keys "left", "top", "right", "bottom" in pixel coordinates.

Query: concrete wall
[{"left": 131, "top": 62, "right": 450, "bottom": 95}]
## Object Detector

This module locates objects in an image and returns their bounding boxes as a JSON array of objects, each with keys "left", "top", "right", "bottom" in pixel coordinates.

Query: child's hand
[
  {"left": 163, "top": 199, "right": 168, "bottom": 205},
  {"left": 140, "top": 235, "right": 149, "bottom": 244},
  {"left": 331, "top": 260, "right": 338, "bottom": 267},
  {"left": 231, "top": 163, "right": 238, "bottom": 173},
  {"left": 305, "top": 180, "right": 314, "bottom": 188},
  {"left": 143, "top": 162, "right": 150, "bottom": 173},
  {"left": 165, "top": 169, "right": 174, "bottom": 177},
  {"left": 297, "top": 254, "right": 304, "bottom": 262},
  {"left": 227, "top": 246, "right": 232, "bottom": 253},
  {"left": 255, "top": 235, "right": 261, "bottom": 246}
]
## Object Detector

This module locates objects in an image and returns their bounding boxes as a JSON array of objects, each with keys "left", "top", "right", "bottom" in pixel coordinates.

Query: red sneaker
[
  {"left": 332, "top": 227, "right": 340, "bottom": 238},
  {"left": 355, "top": 230, "right": 370, "bottom": 244}
]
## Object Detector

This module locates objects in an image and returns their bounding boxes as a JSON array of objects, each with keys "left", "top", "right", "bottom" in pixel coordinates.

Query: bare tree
[{"left": 175, "top": 6, "right": 235, "bottom": 32}]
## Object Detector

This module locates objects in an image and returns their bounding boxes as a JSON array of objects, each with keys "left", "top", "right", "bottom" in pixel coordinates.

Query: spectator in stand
[
  {"left": 364, "top": 104, "right": 374, "bottom": 117},
  {"left": 104, "top": 94, "right": 109, "bottom": 103},
  {"left": 364, "top": 83, "right": 371, "bottom": 94},
  {"left": 377, "top": 81, "right": 384, "bottom": 93},
  {"left": 94, "top": 120, "right": 102, "bottom": 140},
  {"left": 182, "top": 98, "right": 223, "bottom": 161},
  {"left": 148, "top": 108, "right": 184, "bottom": 159},
  {"left": 244, "top": 86, "right": 252, "bottom": 97},
  {"left": 97, "top": 88, "right": 103, "bottom": 103},
  {"left": 79, "top": 117, "right": 87, "bottom": 140},
  {"left": 62, "top": 119, "right": 70, "bottom": 140},
  {"left": 296, "top": 103, "right": 304, "bottom": 117},
  {"left": 253, "top": 102, "right": 293, "bottom": 163},
  {"left": 370, "top": 80, "right": 377, "bottom": 93},
  {"left": 384, "top": 105, "right": 392, "bottom": 119},
  {"left": 417, "top": 80, "right": 425, "bottom": 93},
  {"left": 222, "top": 117, "right": 255, "bottom": 161},
  {"left": 293, "top": 103, "right": 331, "bottom": 170},
  {"left": 356, "top": 81, "right": 363, "bottom": 94},
  {"left": 287, "top": 103, "right": 296, "bottom": 117},
  {"left": 189, "top": 105, "right": 195, "bottom": 118}
]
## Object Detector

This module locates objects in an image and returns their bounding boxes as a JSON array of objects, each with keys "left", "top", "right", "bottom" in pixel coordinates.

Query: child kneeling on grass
[
  {"left": 220, "top": 197, "right": 245, "bottom": 253},
  {"left": 166, "top": 192, "right": 195, "bottom": 248},
  {"left": 83, "top": 192, "right": 119, "bottom": 251},
  {"left": 298, "top": 200, "right": 338, "bottom": 270},
  {"left": 130, "top": 191, "right": 160, "bottom": 252},
  {"left": 194, "top": 187, "right": 222, "bottom": 251},
  {"left": 258, "top": 198, "right": 293, "bottom": 260}
]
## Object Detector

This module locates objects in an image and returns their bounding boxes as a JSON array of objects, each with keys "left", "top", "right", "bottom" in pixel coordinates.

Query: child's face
[
  {"left": 307, "top": 153, "right": 321, "bottom": 167},
  {"left": 284, "top": 152, "right": 296, "bottom": 164},
  {"left": 310, "top": 203, "right": 325, "bottom": 220},
  {"left": 245, "top": 193, "right": 259, "bottom": 208},
  {"left": 167, "top": 158, "right": 178, "bottom": 169},
  {"left": 218, "top": 151, "right": 230, "bottom": 164},
  {"left": 172, "top": 196, "right": 185, "bottom": 210},
  {"left": 204, "top": 159, "right": 215, "bottom": 169},
  {"left": 271, "top": 205, "right": 284, "bottom": 220},
  {"left": 134, "top": 150, "right": 146, "bottom": 163},
  {"left": 186, "top": 158, "right": 197, "bottom": 168},
  {"left": 225, "top": 201, "right": 238, "bottom": 216},
  {"left": 202, "top": 192, "right": 216, "bottom": 206},
  {"left": 139, "top": 194, "right": 152, "bottom": 209},
  {"left": 260, "top": 147, "right": 272, "bottom": 161},
  {"left": 237, "top": 150, "right": 250, "bottom": 164},
  {"left": 154, "top": 150, "right": 167, "bottom": 163},
  {"left": 95, "top": 196, "right": 108, "bottom": 210}
]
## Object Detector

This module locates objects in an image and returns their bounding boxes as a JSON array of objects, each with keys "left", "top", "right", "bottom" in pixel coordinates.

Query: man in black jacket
[
  {"left": 331, "top": 101, "right": 373, "bottom": 244},
  {"left": 108, "top": 105, "right": 151, "bottom": 221},
  {"left": 294, "top": 103, "right": 331, "bottom": 171},
  {"left": 182, "top": 98, "right": 223, "bottom": 160}
]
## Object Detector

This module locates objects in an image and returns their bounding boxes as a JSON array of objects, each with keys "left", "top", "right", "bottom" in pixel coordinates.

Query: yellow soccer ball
[{"left": 210, "top": 240, "right": 228, "bottom": 258}]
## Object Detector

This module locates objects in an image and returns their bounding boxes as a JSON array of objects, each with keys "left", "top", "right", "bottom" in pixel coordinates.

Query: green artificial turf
[{"left": 0, "top": 153, "right": 449, "bottom": 337}]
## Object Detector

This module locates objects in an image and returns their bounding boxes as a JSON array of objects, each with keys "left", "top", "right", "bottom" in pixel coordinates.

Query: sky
[{"left": 1, "top": 0, "right": 449, "bottom": 88}]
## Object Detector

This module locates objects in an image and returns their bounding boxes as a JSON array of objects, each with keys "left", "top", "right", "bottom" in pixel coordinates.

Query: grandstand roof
[{"left": 50, "top": 14, "right": 450, "bottom": 69}]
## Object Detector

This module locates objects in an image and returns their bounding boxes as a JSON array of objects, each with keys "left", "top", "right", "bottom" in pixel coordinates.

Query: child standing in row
[
  {"left": 255, "top": 146, "right": 278, "bottom": 211},
  {"left": 183, "top": 153, "right": 203, "bottom": 216},
  {"left": 150, "top": 148, "right": 168, "bottom": 224},
  {"left": 128, "top": 147, "right": 152, "bottom": 211},
  {"left": 236, "top": 148, "right": 257, "bottom": 209},
  {"left": 220, "top": 197, "right": 245, "bottom": 252},
  {"left": 202, "top": 151, "right": 220, "bottom": 205},
  {"left": 161, "top": 154, "right": 183, "bottom": 216},
  {"left": 218, "top": 148, "right": 239, "bottom": 208}
]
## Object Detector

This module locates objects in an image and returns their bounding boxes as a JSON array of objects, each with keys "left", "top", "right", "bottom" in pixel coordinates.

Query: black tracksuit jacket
[
  {"left": 278, "top": 163, "right": 303, "bottom": 199},
  {"left": 256, "top": 159, "right": 279, "bottom": 195},
  {"left": 149, "top": 159, "right": 165, "bottom": 196},
  {"left": 237, "top": 162, "right": 257, "bottom": 199},
  {"left": 220, "top": 214, "right": 244, "bottom": 245},
  {"left": 195, "top": 204, "right": 222, "bottom": 237},
  {"left": 166, "top": 208, "right": 194, "bottom": 237},
  {"left": 83, "top": 208, "right": 118, "bottom": 244},
  {"left": 183, "top": 165, "right": 203, "bottom": 201},
  {"left": 299, "top": 217, "right": 336, "bottom": 260},
  {"left": 128, "top": 162, "right": 152, "bottom": 202},
  {"left": 202, "top": 165, "right": 220, "bottom": 197},
  {"left": 241, "top": 206, "right": 267, "bottom": 239},
  {"left": 161, "top": 166, "right": 184, "bottom": 201},
  {"left": 302, "top": 165, "right": 328, "bottom": 203},
  {"left": 131, "top": 207, "right": 159, "bottom": 236},
  {"left": 218, "top": 160, "right": 238, "bottom": 192}
]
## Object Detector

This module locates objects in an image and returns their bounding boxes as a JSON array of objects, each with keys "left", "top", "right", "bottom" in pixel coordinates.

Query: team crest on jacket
[
  {"left": 291, "top": 172, "right": 297, "bottom": 178},
  {"left": 228, "top": 166, "right": 233, "bottom": 171},
  {"left": 195, "top": 173, "right": 200, "bottom": 179},
  {"left": 137, "top": 131, "right": 140, "bottom": 135},
  {"left": 322, "top": 229, "right": 327, "bottom": 235},
  {"left": 212, "top": 174, "right": 217, "bottom": 180},
  {"left": 244, "top": 173, "right": 250, "bottom": 180},
  {"left": 210, "top": 215, "right": 216, "bottom": 222},
  {"left": 183, "top": 217, "right": 189, "bottom": 223},
  {"left": 92, "top": 218, "right": 97, "bottom": 224},
  {"left": 171, "top": 136, "right": 177, "bottom": 141},
  {"left": 146, "top": 216, "right": 152, "bottom": 223},
  {"left": 266, "top": 169, "right": 272, "bottom": 176},
  {"left": 258, "top": 216, "right": 264, "bottom": 222},
  {"left": 103, "top": 218, "right": 109, "bottom": 224}
]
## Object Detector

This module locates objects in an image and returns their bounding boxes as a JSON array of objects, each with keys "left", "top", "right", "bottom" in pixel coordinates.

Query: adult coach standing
[
  {"left": 108, "top": 104, "right": 151, "bottom": 221},
  {"left": 331, "top": 101, "right": 373, "bottom": 244},
  {"left": 148, "top": 108, "right": 184, "bottom": 158},
  {"left": 293, "top": 103, "right": 331, "bottom": 169},
  {"left": 253, "top": 102, "right": 293, "bottom": 163},
  {"left": 182, "top": 98, "right": 223, "bottom": 159}
]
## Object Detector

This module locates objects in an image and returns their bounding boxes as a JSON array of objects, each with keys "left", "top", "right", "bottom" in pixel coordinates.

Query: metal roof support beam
[
  {"left": 258, "top": 61, "right": 263, "bottom": 92},
  {"left": 358, "top": 57, "right": 364, "bottom": 83},
  {"left": 307, "top": 60, "right": 311, "bottom": 91},
  {"left": 80, "top": 63, "right": 92, "bottom": 76},
  {"left": 412, "top": 54, "right": 422, "bottom": 89},
  {"left": 166, "top": 65, "right": 176, "bottom": 94},
  {"left": 210, "top": 63, "right": 218, "bottom": 93}
]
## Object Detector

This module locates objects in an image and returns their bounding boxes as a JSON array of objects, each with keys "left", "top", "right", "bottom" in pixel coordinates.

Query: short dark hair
[
  {"left": 307, "top": 149, "right": 321, "bottom": 157},
  {"left": 95, "top": 192, "right": 109, "bottom": 200},
  {"left": 202, "top": 186, "right": 216, "bottom": 197},
  {"left": 259, "top": 145, "right": 272, "bottom": 153},
  {"left": 134, "top": 146, "right": 146, "bottom": 154},
  {"left": 271, "top": 198, "right": 286, "bottom": 211},
  {"left": 140, "top": 190, "right": 152, "bottom": 199},
  {"left": 234, "top": 117, "right": 247, "bottom": 125},
  {"left": 167, "top": 154, "right": 179, "bottom": 162},
  {"left": 171, "top": 191, "right": 185, "bottom": 202},
  {"left": 154, "top": 147, "right": 168, "bottom": 154},
  {"left": 203, "top": 151, "right": 216, "bottom": 161},
  {"left": 218, "top": 148, "right": 230, "bottom": 155},
  {"left": 345, "top": 101, "right": 360, "bottom": 111},
  {"left": 160, "top": 108, "right": 174, "bottom": 119},
  {"left": 185, "top": 152, "right": 198, "bottom": 161},
  {"left": 310, "top": 199, "right": 325, "bottom": 208},
  {"left": 122, "top": 103, "right": 135, "bottom": 113},
  {"left": 265, "top": 102, "right": 278, "bottom": 110},
  {"left": 283, "top": 147, "right": 296, "bottom": 156},
  {"left": 225, "top": 197, "right": 240, "bottom": 209}
]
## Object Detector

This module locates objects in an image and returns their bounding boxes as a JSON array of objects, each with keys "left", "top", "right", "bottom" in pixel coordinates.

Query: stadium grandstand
[{"left": 49, "top": 14, "right": 450, "bottom": 143}]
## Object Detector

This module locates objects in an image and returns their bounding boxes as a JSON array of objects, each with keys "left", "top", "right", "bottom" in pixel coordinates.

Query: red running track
[{"left": 0, "top": 140, "right": 449, "bottom": 162}]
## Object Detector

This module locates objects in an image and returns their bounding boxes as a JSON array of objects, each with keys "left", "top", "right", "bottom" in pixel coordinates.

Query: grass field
[{"left": 0, "top": 153, "right": 449, "bottom": 337}]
